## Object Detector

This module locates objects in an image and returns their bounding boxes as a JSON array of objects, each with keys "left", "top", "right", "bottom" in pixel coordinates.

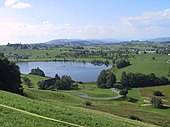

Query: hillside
[{"left": 0, "top": 90, "right": 156, "bottom": 127}]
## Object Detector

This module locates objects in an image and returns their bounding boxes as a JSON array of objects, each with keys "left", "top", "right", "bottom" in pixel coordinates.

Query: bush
[
  {"left": 153, "top": 91, "right": 164, "bottom": 96},
  {"left": 128, "top": 115, "right": 141, "bottom": 121},
  {"left": 72, "top": 83, "right": 78, "bottom": 90},
  {"left": 150, "top": 97, "right": 163, "bottom": 108},
  {"left": 119, "top": 90, "right": 128, "bottom": 97},
  {"left": 83, "top": 101, "right": 92, "bottom": 106},
  {"left": 22, "top": 76, "right": 32, "bottom": 87}
]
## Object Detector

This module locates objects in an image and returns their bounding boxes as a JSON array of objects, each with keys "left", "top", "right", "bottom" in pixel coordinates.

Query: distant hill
[
  {"left": 149, "top": 37, "right": 170, "bottom": 42},
  {"left": 45, "top": 38, "right": 120, "bottom": 45}
]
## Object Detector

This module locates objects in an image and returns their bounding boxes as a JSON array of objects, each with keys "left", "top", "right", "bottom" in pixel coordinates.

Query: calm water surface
[{"left": 16, "top": 61, "right": 111, "bottom": 82}]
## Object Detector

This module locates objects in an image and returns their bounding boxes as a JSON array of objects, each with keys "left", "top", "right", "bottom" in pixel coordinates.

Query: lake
[{"left": 16, "top": 61, "right": 111, "bottom": 82}]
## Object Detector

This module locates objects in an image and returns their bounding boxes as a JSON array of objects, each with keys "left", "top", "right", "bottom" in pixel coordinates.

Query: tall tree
[
  {"left": 121, "top": 71, "right": 127, "bottom": 85},
  {"left": 97, "top": 70, "right": 116, "bottom": 88},
  {"left": 0, "top": 53, "right": 23, "bottom": 94}
]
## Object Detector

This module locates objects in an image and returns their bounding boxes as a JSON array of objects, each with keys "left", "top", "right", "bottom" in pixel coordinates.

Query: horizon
[{"left": 1, "top": 0, "right": 170, "bottom": 44}]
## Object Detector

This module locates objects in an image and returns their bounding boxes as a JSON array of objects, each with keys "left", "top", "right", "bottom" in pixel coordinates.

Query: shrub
[
  {"left": 150, "top": 97, "right": 163, "bottom": 108},
  {"left": 83, "top": 101, "right": 92, "bottom": 106},
  {"left": 128, "top": 115, "right": 141, "bottom": 121},
  {"left": 22, "top": 76, "right": 32, "bottom": 87},
  {"left": 119, "top": 90, "right": 128, "bottom": 97},
  {"left": 153, "top": 91, "right": 164, "bottom": 96}
]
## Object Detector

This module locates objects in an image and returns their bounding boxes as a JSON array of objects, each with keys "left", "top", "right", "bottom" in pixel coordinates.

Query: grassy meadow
[{"left": 0, "top": 43, "right": 170, "bottom": 126}]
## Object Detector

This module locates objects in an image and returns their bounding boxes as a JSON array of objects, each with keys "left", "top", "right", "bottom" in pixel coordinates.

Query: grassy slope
[
  {"left": 0, "top": 90, "right": 154, "bottom": 127},
  {"left": 115, "top": 54, "right": 170, "bottom": 80},
  {"left": 21, "top": 74, "right": 170, "bottom": 126},
  {"left": 0, "top": 107, "right": 67, "bottom": 127},
  {"left": 139, "top": 85, "right": 170, "bottom": 117},
  {"left": 21, "top": 74, "right": 50, "bottom": 87}
]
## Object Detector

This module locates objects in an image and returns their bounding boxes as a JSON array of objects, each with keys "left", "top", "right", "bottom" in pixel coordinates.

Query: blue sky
[{"left": 0, "top": 0, "right": 170, "bottom": 44}]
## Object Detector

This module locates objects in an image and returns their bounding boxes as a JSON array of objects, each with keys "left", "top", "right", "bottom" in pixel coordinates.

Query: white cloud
[
  {"left": 5, "top": 0, "right": 31, "bottom": 9},
  {"left": 0, "top": 7, "right": 170, "bottom": 44},
  {"left": 5, "top": 0, "right": 17, "bottom": 6},
  {"left": 119, "top": 8, "right": 170, "bottom": 38}
]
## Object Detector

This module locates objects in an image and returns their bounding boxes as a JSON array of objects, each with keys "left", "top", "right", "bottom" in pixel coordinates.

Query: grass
[
  {"left": 139, "top": 85, "right": 170, "bottom": 105},
  {"left": 0, "top": 90, "right": 154, "bottom": 127},
  {"left": 127, "top": 88, "right": 143, "bottom": 104},
  {"left": 0, "top": 107, "right": 68, "bottom": 127},
  {"left": 77, "top": 83, "right": 117, "bottom": 98},
  {"left": 20, "top": 74, "right": 170, "bottom": 126},
  {"left": 1, "top": 46, "right": 170, "bottom": 126},
  {"left": 21, "top": 74, "right": 50, "bottom": 86},
  {"left": 115, "top": 54, "right": 170, "bottom": 80}
]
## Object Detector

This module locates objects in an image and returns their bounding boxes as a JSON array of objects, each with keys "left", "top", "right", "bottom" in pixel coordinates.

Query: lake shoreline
[{"left": 17, "top": 61, "right": 111, "bottom": 82}]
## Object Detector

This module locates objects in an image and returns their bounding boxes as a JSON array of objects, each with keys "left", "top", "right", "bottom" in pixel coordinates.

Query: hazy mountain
[
  {"left": 149, "top": 37, "right": 170, "bottom": 42},
  {"left": 45, "top": 38, "right": 120, "bottom": 45}
]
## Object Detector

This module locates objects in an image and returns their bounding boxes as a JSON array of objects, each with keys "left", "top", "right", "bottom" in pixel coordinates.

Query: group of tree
[
  {"left": 30, "top": 67, "right": 45, "bottom": 77},
  {"left": 115, "top": 59, "right": 130, "bottom": 69},
  {"left": 38, "top": 74, "right": 77, "bottom": 90},
  {"left": 0, "top": 53, "right": 23, "bottom": 94},
  {"left": 97, "top": 70, "right": 116, "bottom": 88},
  {"left": 121, "top": 72, "right": 169, "bottom": 88}
]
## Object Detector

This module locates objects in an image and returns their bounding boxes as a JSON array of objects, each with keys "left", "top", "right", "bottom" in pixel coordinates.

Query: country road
[{"left": 79, "top": 88, "right": 122, "bottom": 100}]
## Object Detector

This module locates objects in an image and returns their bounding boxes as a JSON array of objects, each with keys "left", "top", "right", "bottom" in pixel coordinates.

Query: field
[
  {"left": 114, "top": 54, "right": 170, "bottom": 80},
  {"left": 0, "top": 42, "right": 170, "bottom": 126},
  {"left": 19, "top": 74, "right": 170, "bottom": 127},
  {"left": 0, "top": 89, "right": 157, "bottom": 127}
]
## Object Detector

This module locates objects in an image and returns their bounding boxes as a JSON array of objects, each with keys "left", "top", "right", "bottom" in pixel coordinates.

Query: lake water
[{"left": 16, "top": 61, "right": 111, "bottom": 82}]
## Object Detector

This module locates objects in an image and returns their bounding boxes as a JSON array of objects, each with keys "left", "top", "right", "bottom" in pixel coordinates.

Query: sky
[{"left": 0, "top": 0, "right": 170, "bottom": 44}]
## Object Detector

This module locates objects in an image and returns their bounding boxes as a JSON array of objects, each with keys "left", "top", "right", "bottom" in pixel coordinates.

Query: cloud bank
[{"left": 0, "top": 7, "right": 170, "bottom": 44}]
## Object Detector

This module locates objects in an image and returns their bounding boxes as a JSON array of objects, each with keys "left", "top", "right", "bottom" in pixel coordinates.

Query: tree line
[
  {"left": 121, "top": 72, "right": 169, "bottom": 88},
  {"left": 38, "top": 74, "right": 78, "bottom": 90}
]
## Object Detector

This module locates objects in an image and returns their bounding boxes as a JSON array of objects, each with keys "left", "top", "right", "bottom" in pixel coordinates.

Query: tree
[
  {"left": 106, "top": 72, "right": 116, "bottom": 88},
  {"left": 104, "top": 60, "right": 109, "bottom": 67},
  {"left": 22, "top": 76, "right": 31, "bottom": 87},
  {"left": 150, "top": 97, "right": 163, "bottom": 108},
  {"left": 121, "top": 71, "right": 127, "bottom": 85},
  {"left": 115, "top": 59, "right": 130, "bottom": 69},
  {"left": 0, "top": 53, "right": 23, "bottom": 94},
  {"left": 119, "top": 90, "right": 128, "bottom": 97},
  {"left": 121, "top": 72, "right": 169, "bottom": 88},
  {"left": 38, "top": 81, "right": 47, "bottom": 90},
  {"left": 97, "top": 70, "right": 107, "bottom": 88},
  {"left": 55, "top": 75, "right": 73, "bottom": 90},
  {"left": 97, "top": 70, "right": 116, "bottom": 88},
  {"left": 30, "top": 67, "right": 45, "bottom": 77},
  {"left": 55, "top": 74, "right": 60, "bottom": 80}
]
